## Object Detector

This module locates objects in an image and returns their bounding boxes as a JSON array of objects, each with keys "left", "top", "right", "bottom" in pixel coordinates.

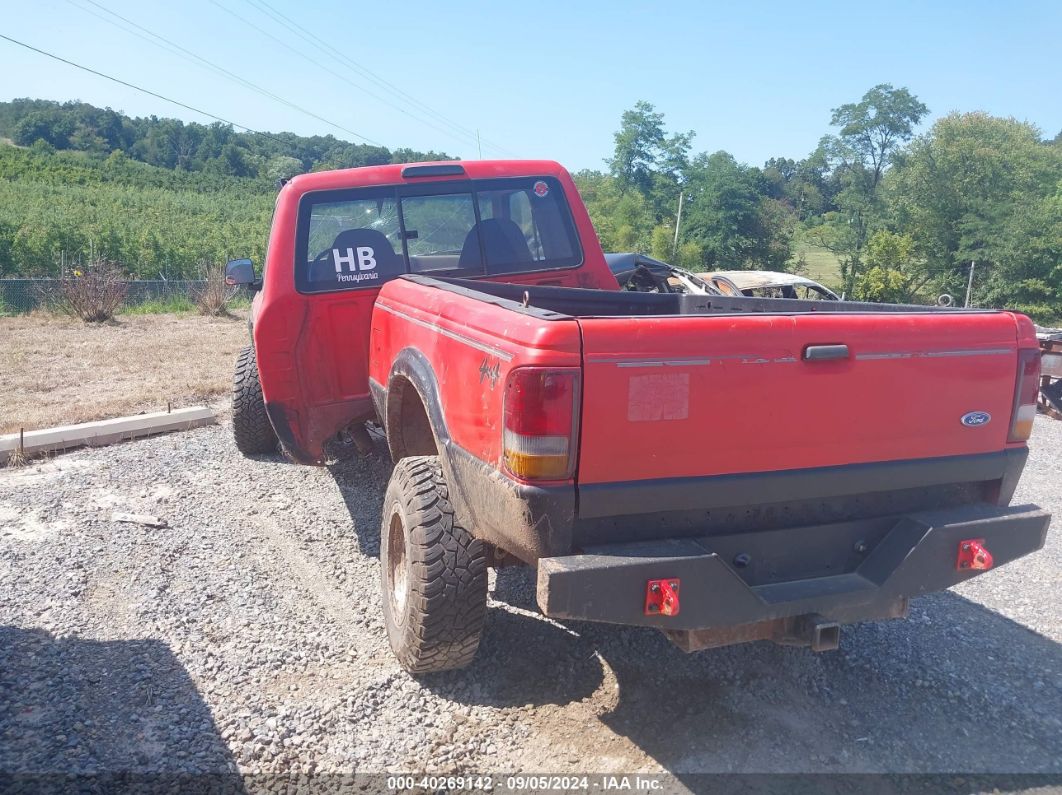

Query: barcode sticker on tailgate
[{"left": 627, "top": 373, "right": 690, "bottom": 422}]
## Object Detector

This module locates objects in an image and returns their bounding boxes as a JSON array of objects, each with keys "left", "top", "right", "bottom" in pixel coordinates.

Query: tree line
[
  {"left": 0, "top": 98, "right": 451, "bottom": 180},
  {"left": 1, "top": 91, "right": 1059, "bottom": 319},
  {"left": 576, "top": 86, "right": 1061, "bottom": 320}
]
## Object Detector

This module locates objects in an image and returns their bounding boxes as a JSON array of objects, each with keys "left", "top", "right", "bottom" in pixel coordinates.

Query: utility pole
[
  {"left": 476, "top": 130, "right": 482, "bottom": 160},
  {"left": 672, "top": 192, "right": 685, "bottom": 259},
  {"left": 964, "top": 260, "right": 976, "bottom": 307}
]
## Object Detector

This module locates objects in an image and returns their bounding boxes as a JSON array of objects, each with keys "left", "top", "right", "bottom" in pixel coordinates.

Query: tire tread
[
  {"left": 232, "top": 345, "right": 278, "bottom": 455},
  {"left": 381, "top": 456, "right": 487, "bottom": 674}
]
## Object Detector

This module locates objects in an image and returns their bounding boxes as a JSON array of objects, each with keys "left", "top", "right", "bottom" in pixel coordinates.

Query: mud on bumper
[{"left": 536, "top": 503, "right": 1050, "bottom": 647}]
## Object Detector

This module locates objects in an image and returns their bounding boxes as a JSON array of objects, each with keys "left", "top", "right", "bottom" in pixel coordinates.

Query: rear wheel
[
  {"left": 232, "top": 345, "right": 278, "bottom": 455},
  {"left": 380, "top": 456, "right": 488, "bottom": 673}
]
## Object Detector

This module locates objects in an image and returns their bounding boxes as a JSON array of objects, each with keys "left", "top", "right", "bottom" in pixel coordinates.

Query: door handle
[{"left": 803, "top": 344, "right": 849, "bottom": 361}]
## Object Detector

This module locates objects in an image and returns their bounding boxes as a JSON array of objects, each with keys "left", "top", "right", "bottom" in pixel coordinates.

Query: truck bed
[{"left": 377, "top": 275, "right": 1034, "bottom": 560}]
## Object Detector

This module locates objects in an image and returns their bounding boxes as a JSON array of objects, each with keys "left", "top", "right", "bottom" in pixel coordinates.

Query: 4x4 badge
[{"left": 479, "top": 357, "right": 500, "bottom": 389}]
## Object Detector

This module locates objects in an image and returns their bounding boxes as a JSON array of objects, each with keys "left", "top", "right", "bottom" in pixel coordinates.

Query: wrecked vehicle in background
[
  {"left": 1037, "top": 326, "right": 1062, "bottom": 417},
  {"left": 606, "top": 257, "right": 841, "bottom": 302},
  {"left": 700, "top": 270, "right": 840, "bottom": 300},
  {"left": 606, "top": 253, "right": 720, "bottom": 295}
]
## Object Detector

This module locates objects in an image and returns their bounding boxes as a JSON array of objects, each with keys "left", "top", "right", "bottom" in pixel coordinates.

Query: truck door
[{"left": 284, "top": 186, "right": 407, "bottom": 456}]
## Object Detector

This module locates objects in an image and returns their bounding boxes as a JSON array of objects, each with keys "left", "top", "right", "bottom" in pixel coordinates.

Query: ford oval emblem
[{"left": 961, "top": 411, "right": 991, "bottom": 427}]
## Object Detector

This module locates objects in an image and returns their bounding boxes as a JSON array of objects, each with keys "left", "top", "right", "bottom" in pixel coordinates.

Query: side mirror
[{"left": 225, "top": 258, "right": 256, "bottom": 288}]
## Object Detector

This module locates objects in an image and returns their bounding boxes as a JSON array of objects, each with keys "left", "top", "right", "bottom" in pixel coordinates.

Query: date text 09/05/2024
[{"left": 386, "top": 774, "right": 666, "bottom": 791}]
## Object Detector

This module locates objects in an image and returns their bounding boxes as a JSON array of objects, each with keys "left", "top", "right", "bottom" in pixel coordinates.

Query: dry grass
[
  {"left": 193, "top": 261, "right": 239, "bottom": 316},
  {"left": 0, "top": 311, "right": 249, "bottom": 435}
]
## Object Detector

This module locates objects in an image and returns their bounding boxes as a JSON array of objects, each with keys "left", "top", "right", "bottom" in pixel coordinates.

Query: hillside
[
  {"left": 0, "top": 143, "right": 274, "bottom": 277},
  {"left": 0, "top": 98, "right": 451, "bottom": 180},
  {"left": 0, "top": 99, "right": 453, "bottom": 278}
]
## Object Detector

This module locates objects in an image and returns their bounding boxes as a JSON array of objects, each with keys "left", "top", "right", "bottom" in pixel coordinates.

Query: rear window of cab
[{"left": 294, "top": 176, "right": 583, "bottom": 293}]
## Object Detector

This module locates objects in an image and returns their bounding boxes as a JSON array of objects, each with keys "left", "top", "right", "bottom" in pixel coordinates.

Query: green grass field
[
  {"left": 789, "top": 236, "right": 843, "bottom": 290},
  {"left": 120, "top": 295, "right": 196, "bottom": 315}
]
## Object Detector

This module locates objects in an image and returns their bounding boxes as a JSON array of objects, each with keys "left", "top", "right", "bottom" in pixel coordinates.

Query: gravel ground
[{"left": 0, "top": 413, "right": 1059, "bottom": 788}]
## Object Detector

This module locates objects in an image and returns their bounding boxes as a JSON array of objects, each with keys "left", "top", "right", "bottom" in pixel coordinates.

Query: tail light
[
  {"left": 1008, "top": 348, "right": 1041, "bottom": 443},
  {"left": 503, "top": 367, "right": 580, "bottom": 480}
]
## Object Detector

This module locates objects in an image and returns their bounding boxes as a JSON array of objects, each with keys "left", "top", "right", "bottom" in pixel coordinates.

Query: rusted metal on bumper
[
  {"left": 536, "top": 504, "right": 1050, "bottom": 637},
  {"left": 665, "top": 603, "right": 908, "bottom": 653}
]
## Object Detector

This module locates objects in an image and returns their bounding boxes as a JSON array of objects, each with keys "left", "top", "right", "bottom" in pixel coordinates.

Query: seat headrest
[{"left": 459, "top": 218, "right": 532, "bottom": 269}]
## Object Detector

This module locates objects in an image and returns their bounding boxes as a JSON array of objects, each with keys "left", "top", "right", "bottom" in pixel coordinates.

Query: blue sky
[{"left": 2, "top": 0, "right": 1060, "bottom": 170}]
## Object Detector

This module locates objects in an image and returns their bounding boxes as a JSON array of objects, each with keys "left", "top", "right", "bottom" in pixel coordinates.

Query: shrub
[
  {"left": 192, "top": 261, "right": 238, "bottom": 316},
  {"left": 56, "top": 259, "right": 127, "bottom": 322}
]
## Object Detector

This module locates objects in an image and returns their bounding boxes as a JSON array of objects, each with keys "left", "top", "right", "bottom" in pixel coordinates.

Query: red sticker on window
[{"left": 533, "top": 180, "right": 549, "bottom": 197}]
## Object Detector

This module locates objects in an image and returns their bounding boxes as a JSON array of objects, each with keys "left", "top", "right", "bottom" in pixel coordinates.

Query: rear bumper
[{"left": 537, "top": 503, "right": 1050, "bottom": 633}]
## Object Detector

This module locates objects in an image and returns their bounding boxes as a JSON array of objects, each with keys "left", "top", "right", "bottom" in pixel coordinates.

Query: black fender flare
[
  {"left": 375, "top": 348, "right": 480, "bottom": 537},
  {"left": 377, "top": 347, "right": 451, "bottom": 461},
  {"left": 372, "top": 347, "right": 575, "bottom": 563}
]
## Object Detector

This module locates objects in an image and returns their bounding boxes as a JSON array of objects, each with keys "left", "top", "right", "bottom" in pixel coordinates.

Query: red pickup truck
[{"left": 225, "top": 160, "right": 1050, "bottom": 674}]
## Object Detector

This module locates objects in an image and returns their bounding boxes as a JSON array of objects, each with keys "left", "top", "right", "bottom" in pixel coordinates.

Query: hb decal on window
[{"left": 333, "top": 246, "right": 380, "bottom": 284}]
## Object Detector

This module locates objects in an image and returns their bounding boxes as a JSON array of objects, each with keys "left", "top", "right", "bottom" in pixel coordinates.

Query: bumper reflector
[
  {"left": 956, "top": 538, "right": 993, "bottom": 571},
  {"left": 645, "top": 578, "right": 680, "bottom": 617}
]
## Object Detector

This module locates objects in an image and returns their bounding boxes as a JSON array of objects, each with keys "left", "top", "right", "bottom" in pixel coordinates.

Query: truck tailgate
[{"left": 576, "top": 312, "right": 1019, "bottom": 484}]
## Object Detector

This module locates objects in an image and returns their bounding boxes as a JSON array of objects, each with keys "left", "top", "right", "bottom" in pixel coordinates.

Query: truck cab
[{"left": 228, "top": 160, "right": 617, "bottom": 463}]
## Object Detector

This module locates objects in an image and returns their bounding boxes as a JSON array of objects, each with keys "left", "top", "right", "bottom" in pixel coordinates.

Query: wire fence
[{"left": 0, "top": 279, "right": 208, "bottom": 314}]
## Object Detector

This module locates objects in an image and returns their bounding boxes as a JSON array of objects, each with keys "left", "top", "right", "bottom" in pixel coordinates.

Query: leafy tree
[
  {"left": 681, "top": 152, "right": 795, "bottom": 269},
  {"left": 649, "top": 224, "right": 673, "bottom": 262},
  {"left": 813, "top": 84, "right": 928, "bottom": 294},
  {"left": 573, "top": 169, "right": 654, "bottom": 253},
  {"left": 590, "top": 103, "right": 796, "bottom": 270},
  {"left": 0, "top": 143, "right": 273, "bottom": 277},
  {"left": 756, "top": 197, "right": 798, "bottom": 270},
  {"left": 390, "top": 147, "right": 454, "bottom": 164},
  {"left": 853, "top": 230, "right": 918, "bottom": 302},
  {"left": 674, "top": 239, "right": 705, "bottom": 271},
  {"left": 607, "top": 101, "right": 693, "bottom": 219},
  {"left": 763, "top": 153, "right": 833, "bottom": 220},
  {"left": 831, "top": 84, "right": 928, "bottom": 191},
  {"left": 13, "top": 110, "right": 75, "bottom": 149},
  {"left": 213, "top": 142, "right": 256, "bottom": 177},
  {"left": 265, "top": 155, "right": 303, "bottom": 183},
  {"left": 890, "top": 112, "right": 1062, "bottom": 318}
]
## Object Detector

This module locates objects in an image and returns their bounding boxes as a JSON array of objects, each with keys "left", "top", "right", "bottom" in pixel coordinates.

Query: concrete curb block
[{"left": 0, "top": 407, "right": 216, "bottom": 464}]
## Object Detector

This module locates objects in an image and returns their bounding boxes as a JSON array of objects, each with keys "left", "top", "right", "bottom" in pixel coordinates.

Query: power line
[
  {"left": 0, "top": 32, "right": 297, "bottom": 148},
  {"left": 246, "top": 0, "right": 517, "bottom": 157},
  {"left": 67, "top": 0, "right": 382, "bottom": 145},
  {"left": 210, "top": 0, "right": 511, "bottom": 157},
  {"left": 227, "top": 0, "right": 488, "bottom": 153}
]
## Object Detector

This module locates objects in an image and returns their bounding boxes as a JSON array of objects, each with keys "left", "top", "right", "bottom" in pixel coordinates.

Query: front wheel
[
  {"left": 231, "top": 345, "right": 278, "bottom": 455},
  {"left": 380, "top": 456, "right": 488, "bottom": 673}
]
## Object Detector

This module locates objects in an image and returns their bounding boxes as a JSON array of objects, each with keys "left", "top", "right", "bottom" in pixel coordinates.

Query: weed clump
[{"left": 56, "top": 259, "right": 128, "bottom": 322}]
